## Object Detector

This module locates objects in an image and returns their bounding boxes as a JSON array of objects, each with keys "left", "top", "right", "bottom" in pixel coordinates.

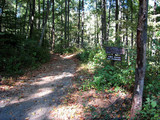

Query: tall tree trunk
[
  {"left": 81, "top": 0, "right": 84, "bottom": 48},
  {"left": 0, "top": 0, "right": 5, "bottom": 32},
  {"left": 29, "top": 0, "right": 35, "bottom": 38},
  {"left": 67, "top": 0, "right": 70, "bottom": 47},
  {"left": 106, "top": 0, "right": 111, "bottom": 42},
  {"left": 65, "top": 0, "right": 67, "bottom": 47},
  {"left": 101, "top": 0, "right": 104, "bottom": 46},
  {"left": 96, "top": 0, "right": 99, "bottom": 45},
  {"left": 43, "top": 0, "right": 45, "bottom": 27},
  {"left": 51, "top": 0, "right": 55, "bottom": 51},
  {"left": 23, "top": 1, "right": 29, "bottom": 34},
  {"left": 102, "top": 0, "right": 106, "bottom": 45},
  {"left": 61, "top": 2, "right": 63, "bottom": 47},
  {"left": 130, "top": 0, "right": 148, "bottom": 119},
  {"left": 15, "top": 0, "right": 18, "bottom": 34},
  {"left": 115, "top": 0, "right": 119, "bottom": 46},
  {"left": 131, "top": 0, "right": 133, "bottom": 48},
  {"left": 39, "top": 0, "right": 50, "bottom": 46},
  {"left": 26, "top": 0, "right": 32, "bottom": 38},
  {"left": 38, "top": 0, "right": 41, "bottom": 29},
  {"left": 77, "top": 0, "right": 81, "bottom": 47}
]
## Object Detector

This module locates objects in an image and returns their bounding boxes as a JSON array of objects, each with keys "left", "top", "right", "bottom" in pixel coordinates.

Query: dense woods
[{"left": 0, "top": 0, "right": 159, "bottom": 119}]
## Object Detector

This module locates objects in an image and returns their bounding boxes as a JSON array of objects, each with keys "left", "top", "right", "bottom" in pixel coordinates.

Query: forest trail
[{"left": 0, "top": 54, "right": 76, "bottom": 120}]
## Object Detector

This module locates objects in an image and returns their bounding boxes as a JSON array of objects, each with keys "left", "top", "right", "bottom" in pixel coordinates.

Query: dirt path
[{"left": 0, "top": 54, "right": 76, "bottom": 120}]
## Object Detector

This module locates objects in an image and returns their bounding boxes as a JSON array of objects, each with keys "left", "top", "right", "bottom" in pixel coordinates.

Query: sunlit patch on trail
[{"left": 49, "top": 104, "right": 84, "bottom": 120}]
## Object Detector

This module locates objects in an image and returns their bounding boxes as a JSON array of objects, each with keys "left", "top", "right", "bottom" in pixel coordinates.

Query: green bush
[
  {"left": 139, "top": 95, "right": 160, "bottom": 120},
  {"left": 0, "top": 33, "right": 50, "bottom": 76}
]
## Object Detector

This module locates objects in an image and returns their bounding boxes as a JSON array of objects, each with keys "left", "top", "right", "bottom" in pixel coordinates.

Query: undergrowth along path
[{"left": 0, "top": 54, "right": 76, "bottom": 120}]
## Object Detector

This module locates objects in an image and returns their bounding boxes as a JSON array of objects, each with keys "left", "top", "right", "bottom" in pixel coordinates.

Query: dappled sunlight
[
  {"left": 49, "top": 104, "right": 84, "bottom": 120},
  {"left": 32, "top": 72, "right": 73, "bottom": 86},
  {"left": 27, "top": 106, "right": 48, "bottom": 120},
  {"left": 62, "top": 53, "right": 77, "bottom": 59}
]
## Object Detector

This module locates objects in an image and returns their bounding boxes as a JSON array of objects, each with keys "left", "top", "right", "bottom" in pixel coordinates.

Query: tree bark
[
  {"left": 0, "top": 0, "right": 5, "bottom": 32},
  {"left": 131, "top": 0, "right": 134, "bottom": 48},
  {"left": 102, "top": 0, "right": 106, "bottom": 45},
  {"left": 130, "top": 0, "right": 148, "bottom": 119},
  {"left": 23, "top": 1, "right": 29, "bottom": 34},
  {"left": 96, "top": 0, "right": 99, "bottom": 45},
  {"left": 51, "top": 0, "right": 55, "bottom": 50},
  {"left": 67, "top": 0, "right": 70, "bottom": 47},
  {"left": 115, "top": 0, "right": 119, "bottom": 46},
  {"left": 106, "top": 0, "right": 111, "bottom": 43},
  {"left": 38, "top": 0, "right": 41, "bottom": 29},
  {"left": 29, "top": 0, "right": 35, "bottom": 38},
  {"left": 15, "top": 0, "right": 18, "bottom": 34},
  {"left": 77, "top": 0, "right": 81, "bottom": 47},
  {"left": 39, "top": 0, "right": 50, "bottom": 46},
  {"left": 65, "top": 0, "right": 67, "bottom": 47},
  {"left": 81, "top": 0, "right": 84, "bottom": 48}
]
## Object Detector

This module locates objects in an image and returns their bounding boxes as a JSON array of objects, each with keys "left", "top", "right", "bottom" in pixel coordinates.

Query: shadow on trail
[{"left": 0, "top": 54, "right": 76, "bottom": 120}]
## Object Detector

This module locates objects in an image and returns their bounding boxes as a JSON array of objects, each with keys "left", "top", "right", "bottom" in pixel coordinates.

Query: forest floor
[{"left": 0, "top": 54, "right": 132, "bottom": 120}]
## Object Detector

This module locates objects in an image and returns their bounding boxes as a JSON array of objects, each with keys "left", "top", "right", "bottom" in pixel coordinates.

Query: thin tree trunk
[
  {"left": 106, "top": 0, "right": 111, "bottom": 43},
  {"left": 26, "top": 0, "right": 32, "bottom": 38},
  {"left": 96, "top": 0, "right": 99, "bottom": 45},
  {"left": 130, "top": 0, "right": 148, "bottom": 119},
  {"left": 43, "top": 0, "right": 45, "bottom": 27},
  {"left": 38, "top": 0, "right": 41, "bottom": 29},
  {"left": 131, "top": 0, "right": 133, "bottom": 48},
  {"left": 103, "top": 0, "right": 106, "bottom": 45},
  {"left": 39, "top": 0, "right": 50, "bottom": 46},
  {"left": 77, "top": 0, "right": 81, "bottom": 47},
  {"left": 101, "top": 0, "right": 104, "bottom": 46},
  {"left": 61, "top": 4, "right": 63, "bottom": 47},
  {"left": 115, "top": 0, "right": 119, "bottom": 46},
  {"left": 29, "top": 0, "right": 35, "bottom": 38},
  {"left": 0, "top": 0, "right": 5, "bottom": 32},
  {"left": 15, "top": 0, "right": 18, "bottom": 34},
  {"left": 81, "top": 0, "right": 84, "bottom": 48},
  {"left": 51, "top": 0, "right": 55, "bottom": 50},
  {"left": 23, "top": 1, "right": 29, "bottom": 34},
  {"left": 65, "top": 0, "right": 67, "bottom": 47},
  {"left": 67, "top": 0, "right": 70, "bottom": 47}
]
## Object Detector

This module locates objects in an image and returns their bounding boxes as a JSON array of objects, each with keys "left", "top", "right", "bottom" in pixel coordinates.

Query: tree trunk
[
  {"left": 51, "top": 0, "right": 55, "bottom": 51},
  {"left": 15, "top": 0, "right": 18, "bottom": 34},
  {"left": 43, "top": 0, "right": 45, "bottom": 27},
  {"left": 77, "top": 0, "right": 81, "bottom": 47},
  {"left": 101, "top": 0, "right": 104, "bottom": 46},
  {"left": 103, "top": 0, "right": 106, "bottom": 45},
  {"left": 106, "top": 0, "right": 111, "bottom": 43},
  {"left": 26, "top": 0, "right": 32, "bottom": 38},
  {"left": 61, "top": 2, "right": 63, "bottom": 47},
  {"left": 81, "top": 0, "right": 84, "bottom": 48},
  {"left": 0, "top": 0, "right": 5, "bottom": 32},
  {"left": 29, "top": 0, "right": 35, "bottom": 38},
  {"left": 96, "top": 0, "right": 99, "bottom": 45},
  {"left": 67, "top": 0, "right": 70, "bottom": 47},
  {"left": 130, "top": 0, "right": 148, "bottom": 119},
  {"left": 39, "top": 0, "right": 50, "bottom": 46},
  {"left": 23, "top": 1, "right": 29, "bottom": 34},
  {"left": 65, "top": 0, "right": 67, "bottom": 47},
  {"left": 115, "top": 0, "right": 119, "bottom": 45},
  {"left": 38, "top": 0, "right": 41, "bottom": 29},
  {"left": 131, "top": 0, "right": 133, "bottom": 48}
]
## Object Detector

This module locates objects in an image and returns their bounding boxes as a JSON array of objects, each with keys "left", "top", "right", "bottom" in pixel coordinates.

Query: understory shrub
[{"left": 0, "top": 33, "right": 50, "bottom": 76}]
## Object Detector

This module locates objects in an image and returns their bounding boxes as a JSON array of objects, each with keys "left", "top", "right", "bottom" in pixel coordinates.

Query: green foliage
[
  {"left": 139, "top": 95, "right": 160, "bottom": 120},
  {"left": 0, "top": 33, "right": 50, "bottom": 76},
  {"left": 90, "top": 65, "right": 135, "bottom": 90},
  {"left": 78, "top": 47, "right": 135, "bottom": 91}
]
